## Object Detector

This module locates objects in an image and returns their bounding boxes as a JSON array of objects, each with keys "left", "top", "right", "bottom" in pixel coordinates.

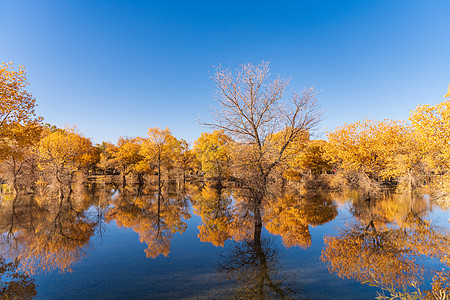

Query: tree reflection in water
[
  {"left": 217, "top": 204, "right": 298, "bottom": 299},
  {"left": 321, "top": 193, "right": 450, "bottom": 298},
  {"left": 0, "top": 257, "right": 36, "bottom": 299},
  {"left": 264, "top": 191, "right": 337, "bottom": 249},
  {"left": 105, "top": 183, "right": 190, "bottom": 258},
  {"left": 0, "top": 180, "right": 447, "bottom": 299},
  {"left": 0, "top": 191, "right": 96, "bottom": 275},
  {"left": 190, "top": 183, "right": 253, "bottom": 247},
  {"left": 191, "top": 183, "right": 339, "bottom": 299}
]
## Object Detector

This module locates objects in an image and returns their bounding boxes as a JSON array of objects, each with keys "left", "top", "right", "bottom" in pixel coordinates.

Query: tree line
[{"left": 2, "top": 61, "right": 450, "bottom": 204}]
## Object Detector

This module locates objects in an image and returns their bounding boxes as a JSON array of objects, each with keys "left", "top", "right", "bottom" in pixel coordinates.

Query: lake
[{"left": 0, "top": 182, "right": 448, "bottom": 299}]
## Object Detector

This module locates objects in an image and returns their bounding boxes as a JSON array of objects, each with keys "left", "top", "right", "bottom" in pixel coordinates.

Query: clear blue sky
[{"left": 1, "top": 0, "right": 449, "bottom": 144}]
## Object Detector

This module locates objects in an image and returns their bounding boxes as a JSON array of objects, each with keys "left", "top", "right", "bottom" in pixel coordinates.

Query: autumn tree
[
  {"left": 0, "top": 62, "right": 40, "bottom": 136},
  {"left": 326, "top": 119, "right": 423, "bottom": 195},
  {"left": 37, "top": 126, "right": 98, "bottom": 197},
  {"left": 139, "top": 128, "right": 180, "bottom": 193},
  {"left": 111, "top": 137, "right": 143, "bottom": 187},
  {"left": 95, "top": 141, "right": 117, "bottom": 175},
  {"left": 408, "top": 84, "right": 450, "bottom": 204},
  {"left": 193, "top": 130, "right": 232, "bottom": 184},
  {"left": 207, "top": 61, "right": 321, "bottom": 205},
  {"left": 0, "top": 121, "right": 42, "bottom": 194},
  {"left": 0, "top": 62, "right": 43, "bottom": 193},
  {"left": 410, "top": 86, "right": 450, "bottom": 171},
  {"left": 285, "top": 139, "right": 332, "bottom": 178},
  {"left": 172, "top": 139, "right": 197, "bottom": 189},
  {"left": 0, "top": 193, "right": 96, "bottom": 275},
  {"left": 321, "top": 224, "right": 421, "bottom": 292}
]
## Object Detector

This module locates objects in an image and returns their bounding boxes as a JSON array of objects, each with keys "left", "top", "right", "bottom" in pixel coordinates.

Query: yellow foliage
[
  {"left": 285, "top": 139, "right": 332, "bottom": 176},
  {"left": 326, "top": 119, "right": 420, "bottom": 181},
  {"left": 191, "top": 184, "right": 252, "bottom": 246},
  {"left": 321, "top": 193, "right": 450, "bottom": 295},
  {"left": 112, "top": 137, "right": 143, "bottom": 172},
  {"left": 139, "top": 127, "right": 181, "bottom": 174},
  {"left": 37, "top": 126, "right": 97, "bottom": 180},
  {"left": 410, "top": 99, "right": 450, "bottom": 170},
  {"left": 0, "top": 62, "right": 42, "bottom": 176},
  {"left": 106, "top": 190, "right": 189, "bottom": 258},
  {"left": 263, "top": 191, "right": 337, "bottom": 248},
  {"left": 0, "top": 62, "right": 41, "bottom": 133},
  {"left": 0, "top": 197, "right": 95, "bottom": 275},
  {"left": 193, "top": 130, "right": 232, "bottom": 178}
]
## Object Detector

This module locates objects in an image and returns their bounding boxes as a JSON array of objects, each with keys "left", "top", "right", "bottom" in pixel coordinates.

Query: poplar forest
[{"left": 0, "top": 61, "right": 449, "bottom": 299}]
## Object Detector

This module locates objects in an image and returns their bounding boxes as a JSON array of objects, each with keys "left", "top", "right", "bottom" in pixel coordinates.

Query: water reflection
[
  {"left": 191, "top": 183, "right": 338, "bottom": 250},
  {"left": 321, "top": 193, "right": 450, "bottom": 298},
  {"left": 217, "top": 204, "right": 297, "bottom": 299},
  {"left": 264, "top": 191, "right": 337, "bottom": 249},
  {"left": 190, "top": 183, "right": 253, "bottom": 246},
  {"left": 0, "top": 182, "right": 448, "bottom": 298},
  {"left": 0, "top": 257, "right": 36, "bottom": 299},
  {"left": 0, "top": 193, "right": 95, "bottom": 275},
  {"left": 191, "top": 184, "right": 338, "bottom": 299},
  {"left": 105, "top": 184, "right": 190, "bottom": 258}
]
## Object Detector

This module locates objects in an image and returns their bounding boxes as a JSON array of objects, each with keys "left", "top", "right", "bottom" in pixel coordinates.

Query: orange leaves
[
  {"left": 38, "top": 127, "right": 97, "bottom": 172},
  {"left": 105, "top": 190, "right": 190, "bottom": 259},
  {"left": 191, "top": 183, "right": 254, "bottom": 246},
  {"left": 409, "top": 85, "right": 450, "bottom": 171},
  {"left": 0, "top": 62, "right": 40, "bottom": 131},
  {"left": 0, "top": 121, "right": 42, "bottom": 163},
  {"left": 193, "top": 130, "right": 233, "bottom": 178},
  {"left": 326, "top": 119, "right": 420, "bottom": 181},
  {"left": 325, "top": 84, "right": 450, "bottom": 193},
  {"left": 286, "top": 139, "right": 332, "bottom": 175},
  {"left": 0, "top": 197, "right": 96, "bottom": 275},
  {"left": 112, "top": 136, "right": 144, "bottom": 174},
  {"left": 140, "top": 127, "right": 180, "bottom": 169},
  {"left": 193, "top": 184, "right": 243, "bottom": 246},
  {"left": 103, "top": 128, "right": 195, "bottom": 184},
  {"left": 321, "top": 224, "right": 422, "bottom": 291},
  {"left": 0, "top": 62, "right": 42, "bottom": 180},
  {"left": 36, "top": 126, "right": 98, "bottom": 189},
  {"left": 410, "top": 99, "right": 450, "bottom": 169},
  {"left": 321, "top": 194, "right": 450, "bottom": 294},
  {"left": 264, "top": 192, "right": 337, "bottom": 249}
]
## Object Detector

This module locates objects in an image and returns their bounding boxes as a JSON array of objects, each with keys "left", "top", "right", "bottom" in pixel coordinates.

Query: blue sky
[{"left": 1, "top": 0, "right": 449, "bottom": 144}]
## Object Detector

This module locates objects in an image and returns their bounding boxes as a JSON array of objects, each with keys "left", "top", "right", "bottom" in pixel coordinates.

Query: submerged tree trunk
[{"left": 157, "top": 153, "right": 163, "bottom": 199}]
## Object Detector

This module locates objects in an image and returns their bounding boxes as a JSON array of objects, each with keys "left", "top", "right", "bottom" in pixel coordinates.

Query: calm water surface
[{"left": 0, "top": 183, "right": 448, "bottom": 299}]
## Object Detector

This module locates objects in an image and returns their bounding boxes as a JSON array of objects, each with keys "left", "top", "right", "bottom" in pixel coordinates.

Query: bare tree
[{"left": 205, "top": 61, "right": 321, "bottom": 204}]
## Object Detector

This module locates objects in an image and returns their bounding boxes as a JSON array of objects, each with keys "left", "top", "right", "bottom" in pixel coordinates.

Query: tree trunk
[
  {"left": 157, "top": 155, "right": 162, "bottom": 198},
  {"left": 121, "top": 165, "right": 127, "bottom": 188}
]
